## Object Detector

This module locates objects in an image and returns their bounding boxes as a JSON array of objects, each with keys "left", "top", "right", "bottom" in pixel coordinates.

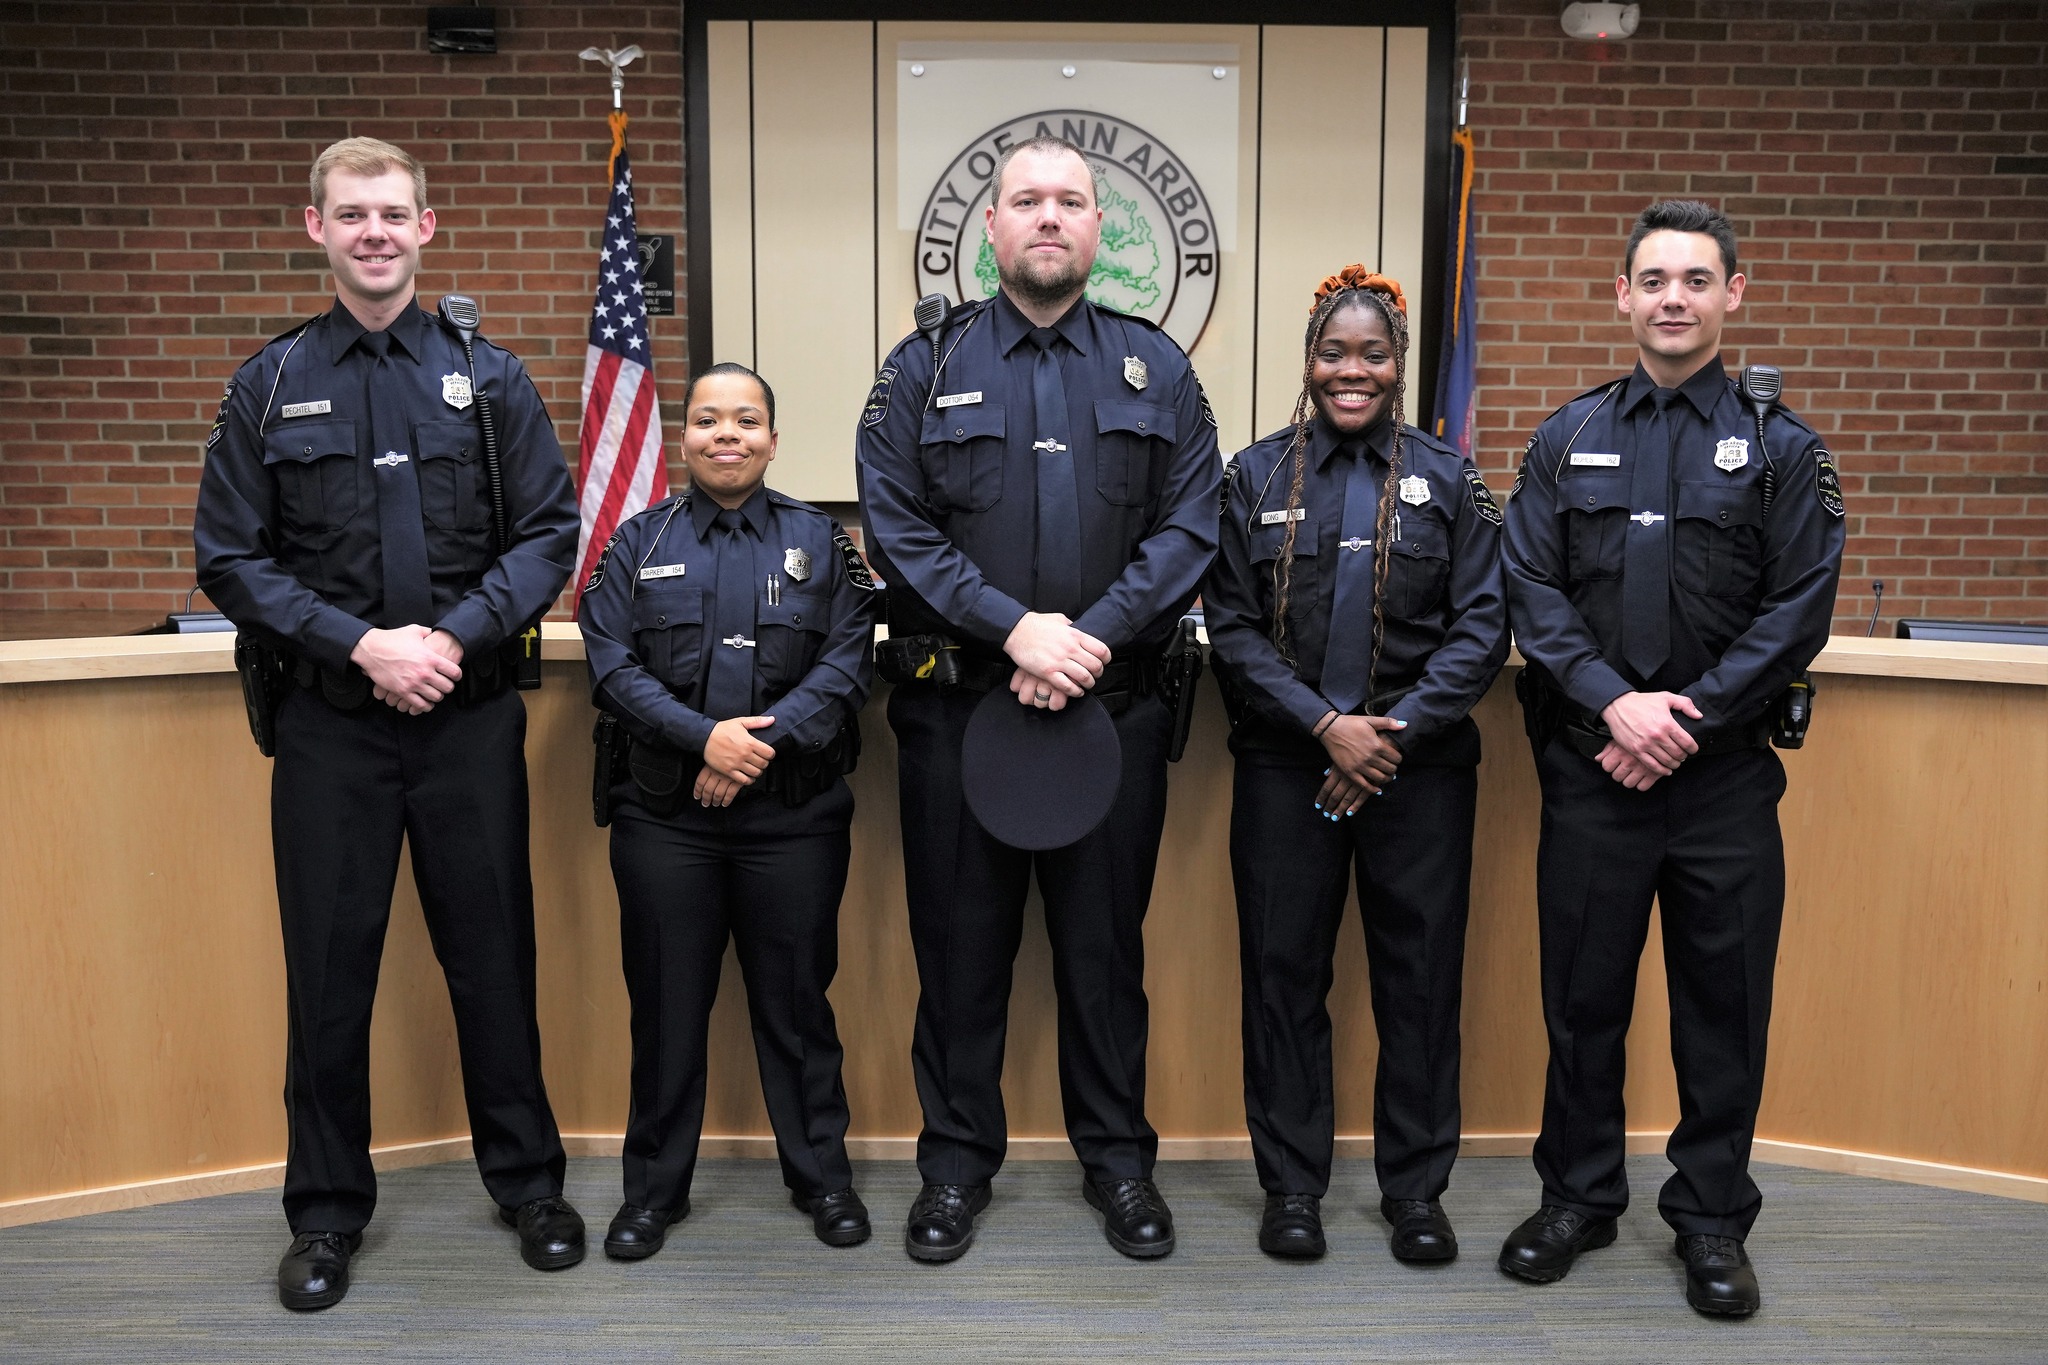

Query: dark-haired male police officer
[
  {"left": 195, "top": 137, "right": 583, "bottom": 1310},
  {"left": 856, "top": 135, "right": 1221, "bottom": 1261},
  {"left": 1500, "top": 199, "right": 1844, "bottom": 1316}
]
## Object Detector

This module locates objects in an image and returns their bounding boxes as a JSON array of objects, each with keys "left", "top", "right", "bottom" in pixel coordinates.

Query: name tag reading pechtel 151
[{"left": 280, "top": 400, "right": 332, "bottom": 419}]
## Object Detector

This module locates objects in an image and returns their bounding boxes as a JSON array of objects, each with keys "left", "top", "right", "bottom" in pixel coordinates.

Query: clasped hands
[
  {"left": 352, "top": 625, "right": 464, "bottom": 716},
  {"left": 1596, "top": 691, "right": 1702, "bottom": 791},
  {"left": 1003, "top": 611, "right": 1110, "bottom": 712},
  {"left": 1315, "top": 713, "right": 1407, "bottom": 818}
]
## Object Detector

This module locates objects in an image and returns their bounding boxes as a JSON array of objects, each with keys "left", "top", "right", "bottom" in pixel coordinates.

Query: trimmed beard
[{"left": 998, "top": 245, "right": 1093, "bottom": 313}]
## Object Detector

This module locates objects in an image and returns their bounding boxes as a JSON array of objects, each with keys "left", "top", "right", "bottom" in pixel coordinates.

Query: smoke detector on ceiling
[{"left": 1561, "top": 3, "right": 1640, "bottom": 39}]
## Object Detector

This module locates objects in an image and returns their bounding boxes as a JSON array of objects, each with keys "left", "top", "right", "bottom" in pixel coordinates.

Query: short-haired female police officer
[
  {"left": 1203, "top": 269, "right": 1508, "bottom": 1262},
  {"left": 579, "top": 363, "right": 877, "bottom": 1258}
]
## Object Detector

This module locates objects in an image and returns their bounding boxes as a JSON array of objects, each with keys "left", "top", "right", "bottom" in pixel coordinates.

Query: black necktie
[
  {"left": 1622, "top": 388, "right": 1678, "bottom": 679},
  {"left": 363, "top": 330, "right": 432, "bottom": 628},
  {"left": 703, "top": 508, "right": 757, "bottom": 720},
  {"left": 1321, "top": 439, "right": 1379, "bottom": 714},
  {"left": 1027, "top": 326, "right": 1083, "bottom": 616}
]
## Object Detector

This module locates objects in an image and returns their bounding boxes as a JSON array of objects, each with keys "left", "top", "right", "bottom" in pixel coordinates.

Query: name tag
[
  {"left": 1570, "top": 452, "right": 1621, "bottom": 467},
  {"left": 639, "top": 563, "right": 686, "bottom": 581},
  {"left": 280, "top": 400, "right": 332, "bottom": 419},
  {"left": 935, "top": 391, "right": 982, "bottom": 409},
  {"left": 1259, "top": 508, "right": 1306, "bottom": 525}
]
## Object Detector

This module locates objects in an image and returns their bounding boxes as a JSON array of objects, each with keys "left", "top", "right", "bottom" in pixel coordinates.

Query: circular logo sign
[{"left": 914, "top": 110, "right": 1221, "bottom": 353}]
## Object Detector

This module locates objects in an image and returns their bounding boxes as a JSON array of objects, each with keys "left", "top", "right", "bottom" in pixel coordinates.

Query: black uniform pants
[
  {"left": 1230, "top": 752, "right": 1475, "bottom": 1200},
  {"left": 889, "top": 685, "right": 1172, "bottom": 1188},
  {"left": 271, "top": 685, "right": 565, "bottom": 1235},
  {"left": 608, "top": 783, "right": 856, "bottom": 1211},
  {"left": 1531, "top": 737, "right": 1787, "bottom": 1239}
]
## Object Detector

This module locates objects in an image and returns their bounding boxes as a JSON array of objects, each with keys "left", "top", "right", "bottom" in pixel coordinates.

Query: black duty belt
[
  {"left": 880, "top": 633, "right": 1162, "bottom": 715},
  {"left": 293, "top": 644, "right": 514, "bottom": 712}
]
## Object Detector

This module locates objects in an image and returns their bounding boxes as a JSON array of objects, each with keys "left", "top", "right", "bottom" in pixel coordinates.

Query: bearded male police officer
[
  {"left": 857, "top": 135, "right": 1221, "bottom": 1261},
  {"left": 195, "top": 138, "right": 584, "bottom": 1309},
  {"left": 1499, "top": 200, "right": 1844, "bottom": 1316}
]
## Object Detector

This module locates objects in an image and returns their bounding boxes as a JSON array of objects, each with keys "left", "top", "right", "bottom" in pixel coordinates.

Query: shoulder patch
[
  {"left": 861, "top": 367, "right": 898, "bottom": 429},
  {"left": 1511, "top": 435, "right": 1535, "bottom": 498},
  {"left": 583, "top": 527, "right": 624, "bottom": 594},
  {"left": 1813, "top": 449, "right": 1845, "bottom": 518},
  {"left": 1463, "top": 467, "right": 1504, "bottom": 526},
  {"left": 1197, "top": 378, "right": 1218, "bottom": 429},
  {"left": 834, "top": 529, "right": 876, "bottom": 590},
  {"left": 205, "top": 381, "right": 233, "bottom": 449}
]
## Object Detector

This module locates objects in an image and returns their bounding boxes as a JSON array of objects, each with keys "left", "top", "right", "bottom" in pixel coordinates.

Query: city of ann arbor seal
[{"left": 914, "top": 110, "right": 1221, "bottom": 352}]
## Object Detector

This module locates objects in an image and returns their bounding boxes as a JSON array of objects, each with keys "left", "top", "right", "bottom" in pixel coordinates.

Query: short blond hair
[{"left": 310, "top": 137, "right": 427, "bottom": 213}]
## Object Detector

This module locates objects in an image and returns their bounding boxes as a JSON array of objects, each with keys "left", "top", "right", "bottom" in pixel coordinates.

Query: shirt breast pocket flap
[
  {"left": 756, "top": 590, "right": 829, "bottom": 683},
  {"left": 413, "top": 420, "right": 486, "bottom": 531},
  {"left": 1250, "top": 516, "right": 1317, "bottom": 565},
  {"left": 1094, "top": 400, "right": 1177, "bottom": 505},
  {"left": 1676, "top": 481, "right": 1765, "bottom": 597},
  {"left": 261, "top": 419, "right": 358, "bottom": 531},
  {"left": 919, "top": 405, "right": 1006, "bottom": 512},
  {"left": 631, "top": 584, "right": 704, "bottom": 685},
  {"left": 1386, "top": 518, "right": 1451, "bottom": 619},
  {"left": 1555, "top": 472, "right": 1631, "bottom": 581}
]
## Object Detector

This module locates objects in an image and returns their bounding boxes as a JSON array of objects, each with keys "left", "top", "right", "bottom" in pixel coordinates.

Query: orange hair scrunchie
[{"left": 1311, "top": 265, "right": 1407, "bottom": 318}]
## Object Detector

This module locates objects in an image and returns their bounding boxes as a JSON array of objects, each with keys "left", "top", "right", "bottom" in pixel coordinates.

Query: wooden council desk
[{"left": 2, "top": 628, "right": 2043, "bottom": 1224}]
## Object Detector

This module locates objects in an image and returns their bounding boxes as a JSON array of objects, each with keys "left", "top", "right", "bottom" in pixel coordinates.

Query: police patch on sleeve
[
  {"left": 861, "top": 367, "right": 897, "bottom": 429},
  {"left": 1511, "top": 435, "right": 1535, "bottom": 498},
  {"left": 1463, "top": 467, "right": 1505, "bottom": 526},
  {"left": 1197, "top": 378, "right": 1219, "bottom": 429},
  {"left": 583, "top": 528, "right": 623, "bottom": 594},
  {"left": 835, "top": 530, "right": 876, "bottom": 590},
  {"left": 1814, "top": 449, "right": 1845, "bottom": 518},
  {"left": 205, "top": 382, "right": 233, "bottom": 449}
]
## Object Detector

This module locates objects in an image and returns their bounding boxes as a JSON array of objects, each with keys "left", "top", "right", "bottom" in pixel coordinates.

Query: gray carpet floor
[{"left": 2, "top": 1155, "right": 2045, "bottom": 1362}]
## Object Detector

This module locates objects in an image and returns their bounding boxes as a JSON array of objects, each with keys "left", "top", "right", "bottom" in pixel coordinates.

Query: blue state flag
[{"left": 1433, "top": 127, "right": 1478, "bottom": 460}]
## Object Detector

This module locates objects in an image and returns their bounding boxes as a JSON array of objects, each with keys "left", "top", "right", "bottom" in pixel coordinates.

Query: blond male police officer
[{"left": 195, "top": 138, "right": 583, "bottom": 1309}]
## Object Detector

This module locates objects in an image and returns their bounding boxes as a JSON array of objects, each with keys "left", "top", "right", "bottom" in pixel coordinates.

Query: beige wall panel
[
  {"left": 750, "top": 22, "right": 876, "bottom": 503},
  {"left": 8, "top": 665, "right": 2046, "bottom": 1207},
  {"left": 1381, "top": 27, "right": 1432, "bottom": 393},
  {"left": 1254, "top": 26, "right": 1385, "bottom": 437},
  {"left": 705, "top": 21, "right": 755, "bottom": 371}
]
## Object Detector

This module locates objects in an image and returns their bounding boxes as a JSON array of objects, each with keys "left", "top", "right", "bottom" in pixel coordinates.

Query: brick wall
[
  {"left": 0, "top": 2, "right": 685, "bottom": 617},
  {"left": 1461, "top": 0, "right": 2048, "bottom": 631},
  {"left": 4, "top": 1, "right": 2045, "bottom": 631}
]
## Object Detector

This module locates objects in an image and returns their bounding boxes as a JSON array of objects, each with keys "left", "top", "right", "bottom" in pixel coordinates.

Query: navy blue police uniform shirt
[
  {"left": 856, "top": 291, "right": 1222, "bottom": 654},
  {"left": 194, "top": 299, "right": 578, "bottom": 668},
  {"left": 1503, "top": 356, "right": 1846, "bottom": 738},
  {"left": 1205, "top": 417, "right": 1509, "bottom": 750},
  {"left": 579, "top": 486, "right": 876, "bottom": 756}
]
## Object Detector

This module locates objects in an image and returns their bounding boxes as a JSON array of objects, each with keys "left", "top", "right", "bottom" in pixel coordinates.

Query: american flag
[{"left": 573, "top": 135, "right": 667, "bottom": 607}]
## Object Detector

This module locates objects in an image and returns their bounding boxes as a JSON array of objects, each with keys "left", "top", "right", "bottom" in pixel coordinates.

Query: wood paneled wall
[{"left": 4, "top": 660, "right": 2044, "bottom": 1211}]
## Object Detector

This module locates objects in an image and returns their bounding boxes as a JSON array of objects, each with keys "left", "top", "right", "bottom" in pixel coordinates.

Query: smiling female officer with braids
[{"left": 1203, "top": 267, "right": 1508, "bottom": 1263}]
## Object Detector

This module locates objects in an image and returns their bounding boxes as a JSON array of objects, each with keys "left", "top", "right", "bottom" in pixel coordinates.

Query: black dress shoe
[
  {"left": 1381, "top": 1197, "right": 1459, "bottom": 1263},
  {"left": 1497, "top": 1205, "right": 1617, "bottom": 1283},
  {"left": 1084, "top": 1177, "right": 1176, "bottom": 1259},
  {"left": 1258, "top": 1193, "right": 1326, "bottom": 1259},
  {"left": 905, "top": 1183, "right": 991, "bottom": 1263},
  {"left": 277, "top": 1230, "right": 360, "bottom": 1312},
  {"left": 499, "top": 1195, "right": 586, "bottom": 1271},
  {"left": 795, "top": 1188, "right": 872, "bottom": 1247},
  {"left": 604, "top": 1201, "right": 686, "bottom": 1260},
  {"left": 1676, "top": 1234, "right": 1761, "bottom": 1317}
]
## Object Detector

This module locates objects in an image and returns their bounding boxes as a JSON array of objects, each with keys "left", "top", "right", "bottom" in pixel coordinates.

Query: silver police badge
[
  {"left": 1714, "top": 437, "right": 1749, "bottom": 472},
  {"left": 1399, "top": 475, "right": 1431, "bottom": 506},
  {"left": 783, "top": 546, "right": 812, "bottom": 582},
  {"left": 1123, "top": 356, "right": 1148, "bottom": 391},
  {"left": 441, "top": 372, "right": 474, "bottom": 411}
]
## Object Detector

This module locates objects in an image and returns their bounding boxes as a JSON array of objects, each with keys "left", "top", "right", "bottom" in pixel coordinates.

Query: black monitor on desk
[{"left": 1894, "top": 619, "right": 2048, "bottom": 646}]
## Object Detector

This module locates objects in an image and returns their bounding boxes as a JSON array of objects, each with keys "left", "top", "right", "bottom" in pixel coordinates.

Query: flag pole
[{"left": 579, "top": 44, "right": 645, "bottom": 177}]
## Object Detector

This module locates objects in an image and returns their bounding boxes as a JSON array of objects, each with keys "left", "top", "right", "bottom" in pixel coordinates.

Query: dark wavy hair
[{"left": 1624, "top": 199, "right": 1739, "bottom": 279}]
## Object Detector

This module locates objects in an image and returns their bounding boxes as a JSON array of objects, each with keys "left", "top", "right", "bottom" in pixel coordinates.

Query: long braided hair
[{"left": 1269, "top": 267, "right": 1411, "bottom": 705}]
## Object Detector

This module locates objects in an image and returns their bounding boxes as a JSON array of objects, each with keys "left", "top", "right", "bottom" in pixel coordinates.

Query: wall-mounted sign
[
  {"left": 638, "top": 234, "right": 676, "bottom": 316},
  {"left": 913, "top": 110, "right": 1220, "bottom": 352}
]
